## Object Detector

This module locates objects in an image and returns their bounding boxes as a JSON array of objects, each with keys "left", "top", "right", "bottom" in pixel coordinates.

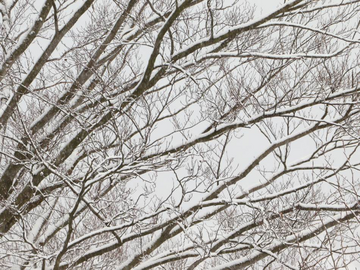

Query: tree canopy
[{"left": 0, "top": 0, "right": 360, "bottom": 269}]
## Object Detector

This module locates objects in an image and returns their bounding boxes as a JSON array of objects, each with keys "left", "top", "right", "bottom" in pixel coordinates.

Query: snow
[
  {"left": 0, "top": 1, "right": 10, "bottom": 31},
  {"left": 0, "top": 92, "right": 13, "bottom": 120},
  {"left": 30, "top": 90, "right": 68, "bottom": 131},
  {"left": 67, "top": 207, "right": 170, "bottom": 249},
  {"left": 209, "top": 212, "right": 352, "bottom": 270},
  {"left": 204, "top": 46, "right": 349, "bottom": 60},
  {"left": 116, "top": 230, "right": 173, "bottom": 270},
  {"left": 172, "top": 0, "right": 303, "bottom": 59},
  {"left": 298, "top": 202, "right": 358, "bottom": 211},
  {"left": 2, "top": 0, "right": 11, "bottom": 9},
  {"left": 132, "top": 250, "right": 197, "bottom": 270},
  {"left": 28, "top": 217, "right": 43, "bottom": 242},
  {"left": 355, "top": 226, "right": 360, "bottom": 239},
  {"left": 260, "top": 21, "right": 360, "bottom": 43},
  {"left": 142, "top": 85, "right": 355, "bottom": 161},
  {"left": 0, "top": 3, "right": 6, "bottom": 13},
  {"left": 133, "top": 105, "right": 351, "bottom": 229},
  {"left": 2, "top": 0, "right": 47, "bottom": 61},
  {"left": 38, "top": 213, "right": 70, "bottom": 246}
]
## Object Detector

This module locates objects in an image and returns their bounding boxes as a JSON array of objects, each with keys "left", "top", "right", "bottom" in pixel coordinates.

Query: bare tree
[{"left": 0, "top": 0, "right": 360, "bottom": 269}]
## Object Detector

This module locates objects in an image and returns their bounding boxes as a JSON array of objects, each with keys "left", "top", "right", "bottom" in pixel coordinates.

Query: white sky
[{"left": 251, "top": 0, "right": 283, "bottom": 14}]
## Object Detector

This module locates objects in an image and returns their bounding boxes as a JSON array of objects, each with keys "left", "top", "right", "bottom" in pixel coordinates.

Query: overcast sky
[{"left": 251, "top": 0, "right": 283, "bottom": 14}]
